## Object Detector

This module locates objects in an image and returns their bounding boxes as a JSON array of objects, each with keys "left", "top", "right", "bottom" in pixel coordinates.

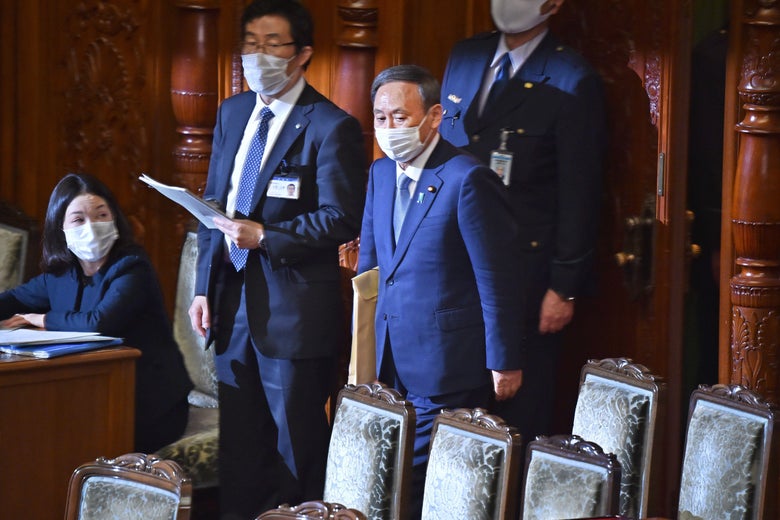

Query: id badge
[
  {"left": 267, "top": 176, "right": 300, "bottom": 199},
  {"left": 490, "top": 150, "right": 513, "bottom": 186}
]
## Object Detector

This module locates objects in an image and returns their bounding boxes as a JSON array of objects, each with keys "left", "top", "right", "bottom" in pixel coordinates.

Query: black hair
[
  {"left": 241, "top": 0, "right": 314, "bottom": 61},
  {"left": 41, "top": 173, "right": 136, "bottom": 275},
  {"left": 370, "top": 64, "right": 441, "bottom": 111}
]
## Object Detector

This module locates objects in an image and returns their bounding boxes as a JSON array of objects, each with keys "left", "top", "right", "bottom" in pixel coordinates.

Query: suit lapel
[
  {"left": 471, "top": 33, "right": 555, "bottom": 130},
  {"left": 388, "top": 158, "right": 445, "bottom": 274},
  {"left": 250, "top": 102, "right": 310, "bottom": 210}
]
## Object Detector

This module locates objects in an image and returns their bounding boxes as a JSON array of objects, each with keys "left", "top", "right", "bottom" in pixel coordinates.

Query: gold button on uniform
[{"left": 530, "top": 241, "right": 539, "bottom": 248}]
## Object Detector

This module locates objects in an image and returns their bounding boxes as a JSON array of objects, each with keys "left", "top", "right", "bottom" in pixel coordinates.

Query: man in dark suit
[
  {"left": 358, "top": 64, "right": 524, "bottom": 517},
  {"left": 439, "top": 0, "right": 606, "bottom": 446},
  {"left": 187, "top": 1, "right": 366, "bottom": 517}
]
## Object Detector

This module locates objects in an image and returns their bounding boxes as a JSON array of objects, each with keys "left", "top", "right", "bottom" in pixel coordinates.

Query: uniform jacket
[{"left": 440, "top": 31, "right": 606, "bottom": 330}]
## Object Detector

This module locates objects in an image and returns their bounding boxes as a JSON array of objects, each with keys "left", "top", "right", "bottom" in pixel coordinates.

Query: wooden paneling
[{"left": 0, "top": 347, "right": 138, "bottom": 520}]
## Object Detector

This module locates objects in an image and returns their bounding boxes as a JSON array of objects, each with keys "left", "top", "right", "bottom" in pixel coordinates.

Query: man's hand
[
  {"left": 188, "top": 295, "right": 211, "bottom": 338},
  {"left": 0, "top": 313, "right": 45, "bottom": 329},
  {"left": 538, "top": 288, "right": 574, "bottom": 334},
  {"left": 492, "top": 369, "right": 523, "bottom": 401},
  {"left": 213, "top": 216, "right": 265, "bottom": 250}
]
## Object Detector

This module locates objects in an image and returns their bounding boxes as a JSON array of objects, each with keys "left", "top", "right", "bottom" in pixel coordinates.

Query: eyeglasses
[{"left": 241, "top": 41, "right": 296, "bottom": 56}]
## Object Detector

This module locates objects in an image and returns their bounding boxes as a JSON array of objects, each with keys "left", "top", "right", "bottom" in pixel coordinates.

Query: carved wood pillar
[
  {"left": 170, "top": 0, "right": 219, "bottom": 235},
  {"left": 730, "top": 0, "right": 780, "bottom": 406},
  {"left": 332, "top": 0, "right": 377, "bottom": 271}
]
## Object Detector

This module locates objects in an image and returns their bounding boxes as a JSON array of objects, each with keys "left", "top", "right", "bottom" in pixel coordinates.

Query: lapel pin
[
  {"left": 416, "top": 193, "right": 425, "bottom": 204},
  {"left": 447, "top": 94, "right": 462, "bottom": 103},
  {"left": 427, "top": 186, "right": 436, "bottom": 193},
  {"left": 524, "top": 82, "right": 534, "bottom": 89},
  {"left": 295, "top": 123, "right": 302, "bottom": 129}
]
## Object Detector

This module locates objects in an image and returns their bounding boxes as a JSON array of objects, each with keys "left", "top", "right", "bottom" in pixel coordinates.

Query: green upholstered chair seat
[
  {"left": 0, "top": 224, "right": 25, "bottom": 291},
  {"left": 79, "top": 476, "right": 179, "bottom": 520},
  {"left": 155, "top": 406, "right": 219, "bottom": 489},
  {"left": 421, "top": 408, "right": 522, "bottom": 520},
  {"left": 422, "top": 426, "right": 504, "bottom": 520},
  {"left": 520, "top": 434, "right": 622, "bottom": 520},
  {"left": 323, "top": 383, "right": 415, "bottom": 520},
  {"left": 678, "top": 399, "right": 765, "bottom": 519},
  {"left": 324, "top": 400, "right": 399, "bottom": 518},
  {"left": 154, "top": 232, "right": 219, "bottom": 490},
  {"left": 522, "top": 451, "right": 609, "bottom": 520},
  {"left": 573, "top": 376, "right": 650, "bottom": 517},
  {"left": 571, "top": 358, "right": 663, "bottom": 519},
  {"left": 64, "top": 453, "right": 191, "bottom": 520}
]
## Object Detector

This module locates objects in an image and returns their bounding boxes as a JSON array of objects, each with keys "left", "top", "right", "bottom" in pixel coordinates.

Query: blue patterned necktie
[
  {"left": 393, "top": 173, "right": 412, "bottom": 244},
  {"left": 486, "top": 52, "right": 512, "bottom": 108},
  {"left": 229, "top": 106, "right": 274, "bottom": 271}
]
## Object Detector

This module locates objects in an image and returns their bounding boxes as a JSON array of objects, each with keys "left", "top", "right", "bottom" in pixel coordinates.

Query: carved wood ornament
[{"left": 730, "top": 0, "right": 780, "bottom": 406}]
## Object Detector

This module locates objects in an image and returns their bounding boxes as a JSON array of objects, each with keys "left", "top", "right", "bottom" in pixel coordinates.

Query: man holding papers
[
  {"left": 0, "top": 173, "right": 192, "bottom": 453},
  {"left": 187, "top": 1, "right": 366, "bottom": 517}
]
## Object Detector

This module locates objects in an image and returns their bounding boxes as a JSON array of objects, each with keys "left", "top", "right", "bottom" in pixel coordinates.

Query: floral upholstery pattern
[
  {"left": 572, "top": 375, "right": 651, "bottom": 518},
  {"left": 522, "top": 451, "right": 609, "bottom": 520},
  {"left": 0, "top": 224, "right": 24, "bottom": 292},
  {"left": 155, "top": 232, "right": 219, "bottom": 489},
  {"left": 78, "top": 476, "right": 179, "bottom": 520},
  {"left": 678, "top": 400, "right": 766, "bottom": 520},
  {"left": 155, "top": 407, "right": 219, "bottom": 489},
  {"left": 323, "top": 399, "right": 400, "bottom": 520},
  {"left": 421, "top": 425, "right": 504, "bottom": 520}
]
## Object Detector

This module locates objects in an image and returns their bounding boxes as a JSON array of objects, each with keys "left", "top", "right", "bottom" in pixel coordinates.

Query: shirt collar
[
  {"left": 397, "top": 133, "right": 440, "bottom": 182},
  {"left": 490, "top": 29, "right": 548, "bottom": 74}
]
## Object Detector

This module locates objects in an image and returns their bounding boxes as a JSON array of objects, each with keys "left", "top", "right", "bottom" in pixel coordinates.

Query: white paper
[
  {"left": 0, "top": 329, "right": 104, "bottom": 346},
  {"left": 139, "top": 173, "right": 226, "bottom": 229}
]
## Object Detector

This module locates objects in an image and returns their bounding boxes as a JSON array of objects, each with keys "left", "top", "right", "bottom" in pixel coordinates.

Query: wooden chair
[
  {"left": 323, "top": 382, "right": 415, "bottom": 520},
  {"left": 257, "top": 500, "right": 366, "bottom": 519},
  {"left": 0, "top": 199, "right": 40, "bottom": 291},
  {"left": 64, "top": 452, "right": 192, "bottom": 520},
  {"left": 677, "top": 384, "right": 779, "bottom": 520},
  {"left": 571, "top": 357, "right": 665, "bottom": 518},
  {"left": 520, "top": 434, "right": 622, "bottom": 520},
  {"left": 421, "top": 407, "right": 522, "bottom": 520}
]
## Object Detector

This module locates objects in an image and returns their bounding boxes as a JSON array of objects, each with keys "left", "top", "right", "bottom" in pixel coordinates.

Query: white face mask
[
  {"left": 374, "top": 114, "right": 431, "bottom": 163},
  {"left": 64, "top": 220, "right": 119, "bottom": 262},
  {"left": 242, "top": 52, "right": 296, "bottom": 96},
  {"left": 491, "top": 0, "right": 552, "bottom": 34}
]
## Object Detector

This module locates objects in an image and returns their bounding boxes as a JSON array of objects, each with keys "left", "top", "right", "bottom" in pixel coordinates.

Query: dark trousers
[
  {"left": 379, "top": 342, "right": 492, "bottom": 520},
  {"left": 215, "top": 266, "right": 334, "bottom": 520},
  {"left": 492, "top": 330, "right": 563, "bottom": 448}
]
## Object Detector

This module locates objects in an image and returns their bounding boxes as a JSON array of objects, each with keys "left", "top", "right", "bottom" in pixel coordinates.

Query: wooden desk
[{"left": 0, "top": 346, "right": 140, "bottom": 520}]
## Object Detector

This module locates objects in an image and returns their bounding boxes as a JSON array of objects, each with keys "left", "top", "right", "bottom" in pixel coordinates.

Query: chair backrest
[
  {"left": 421, "top": 407, "right": 522, "bottom": 520},
  {"left": 678, "top": 384, "right": 779, "bottom": 520},
  {"left": 571, "top": 357, "right": 664, "bottom": 518},
  {"left": 0, "top": 199, "right": 40, "bottom": 291},
  {"left": 174, "top": 231, "right": 217, "bottom": 407},
  {"left": 520, "top": 434, "right": 622, "bottom": 520},
  {"left": 64, "top": 452, "right": 192, "bottom": 520},
  {"left": 257, "top": 500, "right": 367, "bottom": 519},
  {"left": 323, "top": 382, "right": 415, "bottom": 520}
]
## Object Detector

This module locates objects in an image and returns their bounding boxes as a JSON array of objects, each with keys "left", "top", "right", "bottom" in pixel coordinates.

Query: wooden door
[{"left": 547, "top": 1, "right": 693, "bottom": 515}]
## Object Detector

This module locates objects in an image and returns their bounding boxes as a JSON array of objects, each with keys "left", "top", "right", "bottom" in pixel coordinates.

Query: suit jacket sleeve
[
  {"left": 459, "top": 165, "right": 525, "bottom": 370},
  {"left": 263, "top": 113, "right": 366, "bottom": 268}
]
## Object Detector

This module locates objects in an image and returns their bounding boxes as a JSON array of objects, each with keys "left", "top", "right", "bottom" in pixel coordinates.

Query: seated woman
[{"left": 0, "top": 173, "right": 193, "bottom": 453}]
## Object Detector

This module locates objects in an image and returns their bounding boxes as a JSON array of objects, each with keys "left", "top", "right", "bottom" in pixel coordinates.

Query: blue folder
[{"left": 0, "top": 338, "right": 124, "bottom": 358}]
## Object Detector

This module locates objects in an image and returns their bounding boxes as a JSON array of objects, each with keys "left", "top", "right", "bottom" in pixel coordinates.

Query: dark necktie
[
  {"left": 393, "top": 173, "right": 412, "bottom": 244},
  {"left": 229, "top": 106, "right": 274, "bottom": 271},
  {"left": 486, "top": 53, "right": 513, "bottom": 108}
]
